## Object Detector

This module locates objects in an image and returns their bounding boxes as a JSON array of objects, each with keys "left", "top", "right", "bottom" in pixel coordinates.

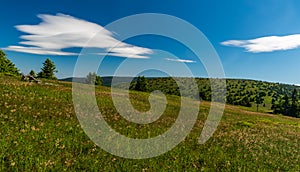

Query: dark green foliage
[
  {"left": 255, "top": 90, "right": 266, "bottom": 111},
  {"left": 127, "top": 77, "right": 300, "bottom": 118},
  {"left": 272, "top": 88, "right": 299, "bottom": 118},
  {"left": 241, "top": 96, "right": 252, "bottom": 107},
  {"left": 291, "top": 88, "right": 298, "bottom": 116},
  {"left": 96, "top": 76, "right": 102, "bottom": 86},
  {"left": 143, "top": 77, "right": 180, "bottom": 96},
  {"left": 131, "top": 76, "right": 148, "bottom": 91},
  {"left": 29, "top": 70, "right": 36, "bottom": 78},
  {"left": 0, "top": 50, "right": 19, "bottom": 76},
  {"left": 37, "top": 58, "right": 57, "bottom": 79},
  {"left": 86, "top": 72, "right": 103, "bottom": 85}
]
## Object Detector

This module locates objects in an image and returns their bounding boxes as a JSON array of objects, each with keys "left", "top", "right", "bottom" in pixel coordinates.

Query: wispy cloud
[
  {"left": 4, "top": 46, "right": 77, "bottom": 56},
  {"left": 165, "top": 58, "right": 196, "bottom": 63},
  {"left": 4, "top": 13, "right": 153, "bottom": 58},
  {"left": 221, "top": 34, "right": 300, "bottom": 53}
]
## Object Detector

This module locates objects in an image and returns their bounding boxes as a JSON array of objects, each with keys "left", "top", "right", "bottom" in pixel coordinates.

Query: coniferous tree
[
  {"left": 95, "top": 75, "right": 103, "bottom": 86},
  {"left": 29, "top": 70, "right": 36, "bottom": 78},
  {"left": 86, "top": 72, "right": 102, "bottom": 85},
  {"left": 255, "top": 91, "right": 266, "bottom": 111},
  {"left": 0, "top": 50, "right": 19, "bottom": 76},
  {"left": 134, "top": 76, "right": 148, "bottom": 91},
  {"left": 37, "top": 58, "right": 57, "bottom": 79},
  {"left": 282, "top": 94, "right": 290, "bottom": 116},
  {"left": 290, "top": 88, "right": 299, "bottom": 117},
  {"left": 241, "top": 96, "right": 251, "bottom": 107},
  {"left": 270, "top": 88, "right": 300, "bottom": 118}
]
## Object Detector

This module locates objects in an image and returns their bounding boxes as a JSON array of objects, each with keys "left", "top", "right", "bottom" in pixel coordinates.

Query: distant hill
[
  {"left": 60, "top": 76, "right": 160, "bottom": 86},
  {"left": 60, "top": 76, "right": 135, "bottom": 86},
  {"left": 59, "top": 76, "right": 300, "bottom": 118},
  {"left": 59, "top": 77, "right": 86, "bottom": 83},
  {"left": 118, "top": 77, "right": 300, "bottom": 118}
]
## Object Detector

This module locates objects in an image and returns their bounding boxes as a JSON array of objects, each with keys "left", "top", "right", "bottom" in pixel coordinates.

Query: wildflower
[
  {"left": 10, "top": 161, "right": 15, "bottom": 166},
  {"left": 31, "top": 126, "right": 36, "bottom": 131}
]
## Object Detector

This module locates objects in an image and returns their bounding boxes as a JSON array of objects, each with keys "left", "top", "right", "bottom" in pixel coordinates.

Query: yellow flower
[{"left": 10, "top": 161, "right": 15, "bottom": 166}]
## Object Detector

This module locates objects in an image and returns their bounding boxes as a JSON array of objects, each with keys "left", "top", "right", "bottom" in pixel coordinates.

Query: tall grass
[{"left": 0, "top": 76, "right": 299, "bottom": 171}]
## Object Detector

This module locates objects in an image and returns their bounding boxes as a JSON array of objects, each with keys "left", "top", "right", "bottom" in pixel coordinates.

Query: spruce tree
[
  {"left": 290, "top": 88, "right": 299, "bottom": 117},
  {"left": 255, "top": 91, "right": 266, "bottom": 111},
  {"left": 282, "top": 94, "right": 290, "bottom": 116},
  {"left": 134, "top": 76, "right": 147, "bottom": 91},
  {"left": 37, "top": 58, "right": 57, "bottom": 79},
  {"left": 0, "top": 50, "right": 19, "bottom": 76},
  {"left": 86, "top": 72, "right": 102, "bottom": 85},
  {"left": 29, "top": 70, "right": 36, "bottom": 78}
]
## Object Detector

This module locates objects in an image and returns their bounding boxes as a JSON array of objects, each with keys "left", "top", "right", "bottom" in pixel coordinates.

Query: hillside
[
  {"left": 0, "top": 75, "right": 299, "bottom": 171},
  {"left": 60, "top": 76, "right": 137, "bottom": 86},
  {"left": 110, "top": 76, "right": 300, "bottom": 117}
]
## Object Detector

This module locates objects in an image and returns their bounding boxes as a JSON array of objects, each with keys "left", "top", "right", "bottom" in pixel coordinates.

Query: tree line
[
  {"left": 0, "top": 50, "right": 58, "bottom": 80},
  {"left": 1, "top": 49, "right": 299, "bottom": 118},
  {"left": 128, "top": 76, "right": 300, "bottom": 118},
  {"left": 0, "top": 50, "right": 103, "bottom": 85},
  {"left": 271, "top": 88, "right": 299, "bottom": 117}
]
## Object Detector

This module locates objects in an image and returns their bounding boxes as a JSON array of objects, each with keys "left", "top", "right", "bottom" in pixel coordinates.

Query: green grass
[{"left": 0, "top": 76, "right": 299, "bottom": 171}]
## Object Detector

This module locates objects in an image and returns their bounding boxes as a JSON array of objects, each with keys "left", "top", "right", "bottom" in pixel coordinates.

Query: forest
[{"left": 129, "top": 76, "right": 300, "bottom": 118}]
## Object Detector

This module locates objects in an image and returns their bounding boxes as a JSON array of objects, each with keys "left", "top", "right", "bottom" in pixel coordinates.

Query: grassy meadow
[{"left": 0, "top": 75, "right": 299, "bottom": 171}]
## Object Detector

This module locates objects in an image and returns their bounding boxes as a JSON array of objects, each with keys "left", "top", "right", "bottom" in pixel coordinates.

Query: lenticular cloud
[
  {"left": 4, "top": 13, "right": 153, "bottom": 58},
  {"left": 221, "top": 34, "right": 300, "bottom": 53}
]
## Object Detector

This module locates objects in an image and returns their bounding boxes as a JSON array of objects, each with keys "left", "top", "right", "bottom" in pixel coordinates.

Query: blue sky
[{"left": 1, "top": 0, "right": 300, "bottom": 84}]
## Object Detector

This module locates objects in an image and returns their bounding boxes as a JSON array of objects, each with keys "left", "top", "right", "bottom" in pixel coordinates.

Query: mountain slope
[{"left": 1, "top": 76, "right": 299, "bottom": 171}]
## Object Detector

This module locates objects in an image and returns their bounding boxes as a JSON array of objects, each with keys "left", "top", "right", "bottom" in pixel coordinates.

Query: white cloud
[
  {"left": 165, "top": 58, "right": 196, "bottom": 63},
  {"left": 4, "top": 13, "right": 153, "bottom": 58},
  {"left": 4, "top": 46, "right": 77, "bottom": 56},
  {"left": 98, "top": 52, "right": 150, "bottom": 59},
  {"left": 221, "top": 34, "right": 300, "bottom": 53}
]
